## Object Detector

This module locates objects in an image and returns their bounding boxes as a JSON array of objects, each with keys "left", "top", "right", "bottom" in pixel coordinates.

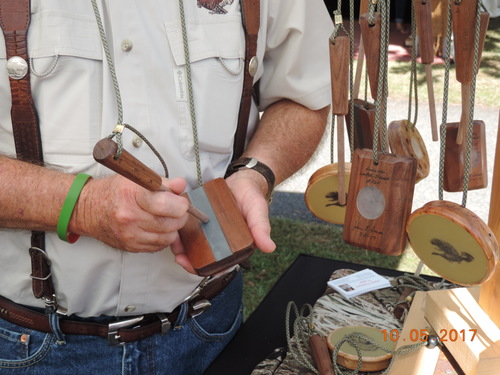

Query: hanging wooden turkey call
[
  {"left": 407, "top": 200, "right": 498, "bottom": 286},
  {"left": 346, "top": 0, "right": 379, "bottom": 151},
  {"left": 388, "top": 120, "right": 430, "bottom": 183},
  {"left": 93, "top": 138, "right": 254, "bottom": 276},
  {"left": 451, "top": 1, "right": 489, "bottom": 145},
  {"left": 443, "top": 5, "right": 489, "bottom": 191},
  {"left": 343, "top": 149, "right": 417, "bottom": 255},
  {"left": 305, "top": 34, "right": 351, "bottom": 224}
]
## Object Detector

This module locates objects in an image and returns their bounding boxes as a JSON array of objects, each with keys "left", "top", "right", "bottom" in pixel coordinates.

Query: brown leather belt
[{"left": 0, "top": 269, "right": 238, "bottom": 346}]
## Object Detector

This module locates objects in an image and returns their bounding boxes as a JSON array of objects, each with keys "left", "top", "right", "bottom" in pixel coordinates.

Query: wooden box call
[
  {"left": 93, "top": 138, "right": 254, "bottom": 276},
  {"left": 343, "top": 149, "right": 417, "bottom": 256}
]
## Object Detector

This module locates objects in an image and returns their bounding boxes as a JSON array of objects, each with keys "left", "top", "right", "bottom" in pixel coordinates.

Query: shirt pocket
[
  {"left": 165, "top": 16, "right": 245, "bottom": 159},
  {"left": 27, "top": 9, "right": 103, "bottom": 172}
]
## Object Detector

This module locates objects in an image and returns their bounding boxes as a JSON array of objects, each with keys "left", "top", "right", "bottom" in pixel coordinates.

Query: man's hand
[
  {"left": 72, "top": 175, "right": 190, "bottom": 253},
  {"left": 225, "top": 170, "right": 276, "bottom": 253}
]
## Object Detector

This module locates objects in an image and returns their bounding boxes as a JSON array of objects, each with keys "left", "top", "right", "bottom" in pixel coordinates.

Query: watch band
[{"left": 225, "top": 157, "right": 275, "bottom": 201}]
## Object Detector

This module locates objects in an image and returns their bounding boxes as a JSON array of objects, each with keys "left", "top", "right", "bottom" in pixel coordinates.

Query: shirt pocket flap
[
  {"left": 28, "top": 9, "right": 102, "bottom": 60},
  {"left": 165, "top": 16, "right": 244, "bottom": 66}
]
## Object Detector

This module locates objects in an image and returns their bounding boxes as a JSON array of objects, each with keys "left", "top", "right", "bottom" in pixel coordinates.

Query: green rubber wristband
[{"left": 57, "top": 173, "right": 92, "bottom": 243}]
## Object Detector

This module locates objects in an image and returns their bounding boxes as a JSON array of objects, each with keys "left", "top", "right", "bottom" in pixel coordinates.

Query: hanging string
[
  {"left": 348, "top": 0, "right": 355, "bottom": 160},
  {"left": 438, "top": 2, "right": 452, "bottom": 201},
  {"left": 285, "top": 302, "right": 319, "bottom": 374},
  {"left": 406, "top": 0, "right": 419, "bottom": 129},
  {"left": 372, "top": 0, "right": 390, "bottom": 164},
  {"left": 178, "top": 0, "right": 204, "bottom": 187},
  {"left": 90, "top": 0, "right": 168, "bottom": 177}
]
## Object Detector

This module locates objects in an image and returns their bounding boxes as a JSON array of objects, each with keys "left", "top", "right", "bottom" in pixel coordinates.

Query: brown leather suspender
[
  {"left": 0, "top": 0, "right": 55, "bottom": 303},
  {"left": 233, "top": 0, "right": 260, "bottom": 160}
]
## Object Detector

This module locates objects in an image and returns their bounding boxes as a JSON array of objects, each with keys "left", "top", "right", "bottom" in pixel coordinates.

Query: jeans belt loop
[{"left": 157, "top": 313, "right": 172, "bottom": 335}]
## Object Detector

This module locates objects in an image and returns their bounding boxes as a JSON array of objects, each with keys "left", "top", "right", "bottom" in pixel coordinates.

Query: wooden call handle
[
  {"left": 309, "top": 334, "right": 334, "bottom": 375},
  {"left": 414, "top": 0, "right": 440, "bottom": 142},
  {"left": 359, "top": 0, "right": 369, "bottom": 18},
  {"left": 330, "top": 36, "right": 350, "bottom": 116},
  {"left": 452, "top": 3, "right": 490, "bottom": 84},
  {"left": 414, "top": 0, "right": 434, "bottom": 65},
  {"left": 93, "top": 138, "right": 209, "bottom": 223},
  {"left": 359, "top": 13, "right": 381, "bottom": 100}
]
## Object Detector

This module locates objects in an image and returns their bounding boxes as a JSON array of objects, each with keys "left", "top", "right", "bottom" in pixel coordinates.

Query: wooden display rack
[{"left": 389, "top": 112, "right": 500, "bottom": 375}]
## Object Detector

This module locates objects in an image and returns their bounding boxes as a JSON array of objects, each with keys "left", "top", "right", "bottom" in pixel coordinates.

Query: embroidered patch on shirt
[{"left": 197, "top": 0, "right": 234, "bottom": 14}]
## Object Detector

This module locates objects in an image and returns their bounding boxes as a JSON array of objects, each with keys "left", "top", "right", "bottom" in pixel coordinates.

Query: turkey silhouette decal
[{"left": 197, "top": 0, "right": 234, "bottom": 14}]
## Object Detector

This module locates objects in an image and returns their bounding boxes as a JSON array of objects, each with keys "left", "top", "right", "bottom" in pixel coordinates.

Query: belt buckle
[{"left": 108, "top": 316, "right": 144, "bottom": 346}]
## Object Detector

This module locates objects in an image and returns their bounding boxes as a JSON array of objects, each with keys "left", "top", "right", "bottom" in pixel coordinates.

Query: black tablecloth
[{"left": 204, "top": 254, "right": 428, "bottom": 375}]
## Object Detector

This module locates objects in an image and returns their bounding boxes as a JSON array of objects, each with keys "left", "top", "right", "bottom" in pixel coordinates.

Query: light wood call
[
  {"left": 93, "top": 138, "right": 209, "bottom": 223},
  {"left": 414, "top": 0, "right": 438, "bottom": 141},
  {"left": 330, "top": 35, "right": 350, "bottom": 206},
  {"left": 451, "top": 2, "right": 490, "bottom": 144}
]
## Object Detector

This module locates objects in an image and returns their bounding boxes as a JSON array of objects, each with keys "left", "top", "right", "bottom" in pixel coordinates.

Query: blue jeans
[{"left": 0, "top": 272, "right": 243, "bottom": 374}]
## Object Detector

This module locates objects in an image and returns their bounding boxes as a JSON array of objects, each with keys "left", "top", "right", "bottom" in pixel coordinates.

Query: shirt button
[
  {"left": 121, "top": 39, "right": 133, "bottom": 52},
  {"left": 132, "top": 136, "right": 143, "bottom": 148},
  {"left": 124, "top": 305, "right": 136, "bottom": 313}
]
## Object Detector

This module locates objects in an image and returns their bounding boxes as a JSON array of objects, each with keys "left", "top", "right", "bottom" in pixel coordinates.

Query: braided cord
[
  {"left": 372, "top": 0, "right": 390, "bottom": 163},
  {"left": 438, "top": 1, "right": 452, "bottom": 201},
  {"left": 285, "top": 302, "right": 319, "bottom": 374},
  {"left": 91, "top": 0, "right": 168, "bottom": 177},
  {"left": 348, "top": 0, "right": 355, "bottom": 159},
  {"left": 178, "top": 0, "right": 203, "bottom": 187}
]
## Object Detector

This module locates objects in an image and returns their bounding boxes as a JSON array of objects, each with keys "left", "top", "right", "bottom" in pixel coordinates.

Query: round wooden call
[
  {"left": 407, "top": 201, "right": 499, "bottom": 286},
  {"left": 327, "top": 326, "right": 395, "bottom": 372},
  {"left": 388, "top": 120, "right": 430, "bottom": 183},
  {"left": 451, "top": 2, "right": 490, "bottom": 145},
  {"left": 305, "top": 163, "right": 352, "bottom": 224},
  {"left": 414, "top": 0, "right": 438, "bottom": 142},
  {"left": 359, "top": 12, "right": 381, "bottom": 100},
  {"left": 443, "top": 120, "right": 487, "bottom": 192}
]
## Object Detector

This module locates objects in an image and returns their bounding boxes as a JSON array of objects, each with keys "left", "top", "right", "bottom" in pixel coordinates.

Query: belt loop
[
  {"left": 174, "top": 301, "right": 189, "bottom": 330},
  {"left": 48, "top": 311, "right": 66, "bottom": 345}
]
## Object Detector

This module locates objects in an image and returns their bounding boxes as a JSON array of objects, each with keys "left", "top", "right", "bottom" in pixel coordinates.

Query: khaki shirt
[{"left": 0, "top": 0, "right": 333, "bottom": 317}]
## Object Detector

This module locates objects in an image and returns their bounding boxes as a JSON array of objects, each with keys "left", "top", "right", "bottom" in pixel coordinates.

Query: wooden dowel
[
  {"left": 414, "top": 0, "right": 438, "bottom": 141},
  {"left": 93, "top": 138, "right": 209, "bottom": 223},
  {"left": 337, "top": 115, "right": 346, "bottom": 206},
  {"left": 425, "top": 65, "right": 439, "bottom": 141},
  {"left": 353, "top": 36, "right": 365, "bottom": 99},
  {"left": 457, "top": 83, "right": 471, "bottom": 145}
]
